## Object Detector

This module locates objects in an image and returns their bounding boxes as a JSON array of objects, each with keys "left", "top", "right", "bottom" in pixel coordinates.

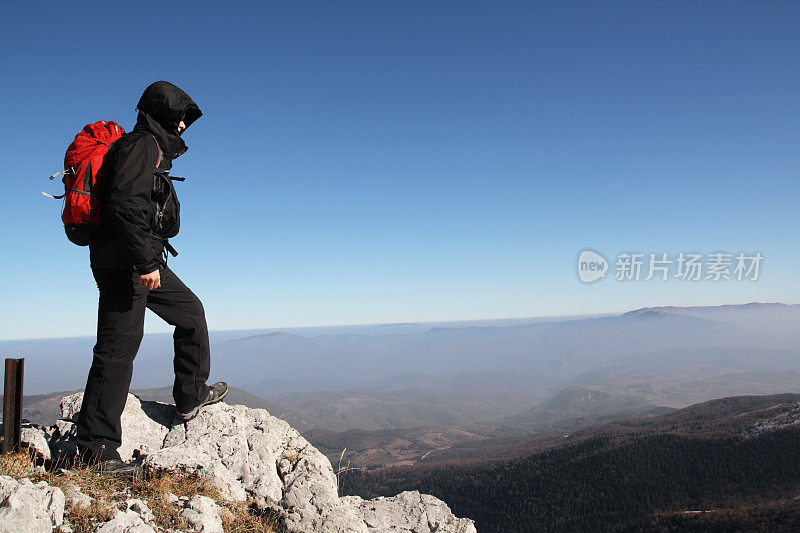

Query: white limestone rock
[
  {"left": 21, "top": 423, "right": 51, "bottom": 461},
  {"left": 144, "top": 403, "right": 289, "bottom": 503},
  {"left": 0, "top": 475, "right": 65, "bottom": 533},
  {"left": 51, "top": 393, "right": 476, "bottom": 533},
  {"left": 180, "top": 495, "right": 223, "bottom": 533},
  {"left": 341, "top": 491, "right": 478, "bottom": 533},
  {"left": 59, "top": 395, "right": 84, "bottom": 422},
  {"left": 93, "top": 509, "right": 156, "bottom": 533},
  {"left": 125, "top": 498, "right": 155, "bottom": 525},
  {"left": 60, "top": 392, "right": 173, "bottom": 461}
]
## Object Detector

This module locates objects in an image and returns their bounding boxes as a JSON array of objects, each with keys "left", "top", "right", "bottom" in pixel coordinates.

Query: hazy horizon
[
  {"left": 5, "top": 302, "right": 798, "bottom": 402},
  {"left": 2, "top": 299, "right": 795, "bottom": 342}
]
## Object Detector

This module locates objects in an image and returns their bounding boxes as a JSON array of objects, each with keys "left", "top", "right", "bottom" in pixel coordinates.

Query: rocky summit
[{"left": 11, "top": 393, "right": 476, "bottom": 533}]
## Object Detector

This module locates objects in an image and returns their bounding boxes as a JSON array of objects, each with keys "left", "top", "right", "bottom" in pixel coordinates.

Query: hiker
[{"left": 74, "top": 81, "right": 228, "bottom": 466}]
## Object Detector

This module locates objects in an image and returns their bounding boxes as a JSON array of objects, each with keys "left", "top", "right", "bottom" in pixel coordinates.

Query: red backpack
[
  {"left": 45, "top": 120, "right": 163, "bottom": 246},
  {"left": 44, "top": 121, "right": 125, "bottom": 245}
]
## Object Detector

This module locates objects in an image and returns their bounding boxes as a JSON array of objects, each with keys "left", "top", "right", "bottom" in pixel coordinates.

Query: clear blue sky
[{"left": 1, "top": 1, "right": 798, "bottom": 340}]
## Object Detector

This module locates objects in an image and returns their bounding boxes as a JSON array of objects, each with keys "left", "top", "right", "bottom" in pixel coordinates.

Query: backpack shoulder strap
[
  {"left": 122, "top": 131, "right": 163, "bottom": 171},
  {"left": 148, "top": 133, "right": 162, "bottom": 170}
]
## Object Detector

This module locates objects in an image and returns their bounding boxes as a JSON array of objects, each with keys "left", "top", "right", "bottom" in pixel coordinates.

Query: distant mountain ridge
[{"left": 630, "top": 302, "right": 797, "bottom": 313}]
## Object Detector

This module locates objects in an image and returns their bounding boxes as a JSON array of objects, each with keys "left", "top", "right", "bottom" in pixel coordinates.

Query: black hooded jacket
[{"left": 90, "top": 81, "right": 202, "bottom": 274}]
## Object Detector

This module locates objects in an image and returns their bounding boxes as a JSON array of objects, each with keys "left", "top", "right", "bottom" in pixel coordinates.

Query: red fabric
[{"left": 62, "top": 121, "right": 125, "bottom": 225}]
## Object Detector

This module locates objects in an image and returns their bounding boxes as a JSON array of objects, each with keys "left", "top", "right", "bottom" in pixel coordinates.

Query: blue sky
[{"left": 1, "top": 1, "right": 798, "bottom": 340}]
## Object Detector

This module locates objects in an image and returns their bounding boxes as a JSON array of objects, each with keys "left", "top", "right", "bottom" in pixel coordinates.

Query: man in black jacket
[{"left": 76, "top": 81, "right": 227, "bottom": 464}]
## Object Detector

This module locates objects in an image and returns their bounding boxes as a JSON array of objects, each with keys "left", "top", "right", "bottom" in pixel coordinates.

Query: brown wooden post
[{"left": 2, "top": 358, "right": 24, "bottom": 454}]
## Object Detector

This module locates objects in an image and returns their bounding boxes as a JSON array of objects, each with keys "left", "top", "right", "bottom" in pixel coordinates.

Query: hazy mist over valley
[{"left": 5, "top": 302, "right": 799, "bottom": 469}]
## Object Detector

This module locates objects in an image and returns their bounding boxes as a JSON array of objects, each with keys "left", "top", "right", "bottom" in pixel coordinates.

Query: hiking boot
[
  {"left": 94, "top": 459, "right": 144, "bottom": 478},
  {"left": 71, "top": 448, "right": 143, "bottom": 478},
  {"left": 72, "top": 443, "right": 121, "bottom": 466},
  {"left": 176, "top": 382, "right": 229, "bottom": 421}
]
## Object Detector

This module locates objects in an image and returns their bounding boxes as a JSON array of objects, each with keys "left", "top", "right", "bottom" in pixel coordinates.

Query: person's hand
[{"left": 139, "top": 269, "right": 161, "bottom": 290}]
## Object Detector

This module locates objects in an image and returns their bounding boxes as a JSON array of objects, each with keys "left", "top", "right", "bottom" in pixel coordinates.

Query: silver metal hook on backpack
[
  {"left": 41, "top": 168, "right": 74, "bottom": 199},
  {"left": 49, "top": 168, "right": 73, "bottom": 181}
]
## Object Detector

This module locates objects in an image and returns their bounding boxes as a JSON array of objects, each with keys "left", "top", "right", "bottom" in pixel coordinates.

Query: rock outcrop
[
  {"left": 95, "top": 508, "right": 156, "bottom": 533},
  {"left": 21, "top": 423, "right": 51, "bottom": 462},
  {"left": 58, "top": 393, "right": 173, "bottom": 462},
  {"left": 40, "top": 392, "right": 476, "bottom": 532},
  {"left": 341, "top": 491, "right": 476, "bottom": 533},
  {"left": 0, "top": 475, "right": 65, "bottom": 533},
  {"left": 179, "top": 495, "right": 224, "bottom": 533}
]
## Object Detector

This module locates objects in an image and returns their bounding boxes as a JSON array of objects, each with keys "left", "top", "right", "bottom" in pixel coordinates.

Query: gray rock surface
[
  {"left": 21, "top": 423, "right": 51, "bottom": 461},
  {"left": 141, "top": 401, "right": 365, "bottom": 531},
  {"left": 60, "top": 393, "right": 172, "bottom": 461},
  {"left": 0, "top": 475, "right": 65, "bottom": 533},
  {"left": 180, "top": 494, "right": 224, "bottom": 533},
  {"left": 64, "top": 483, "right": 93, "bottom": 509},
  {"left": 59, "top": 394, "right": 84, "bottom": 421},
  {"left": 93, "top": 509, "right": 156, "bottom": 533},
  {"left": 125, "top": 498, "right": 155, "bottom": 525},
  {"left": 49, "top": 392, "right": 476, "bottom": 533},
  {"left": 341, "top": 491, "right": 478, "bottom": 533}
]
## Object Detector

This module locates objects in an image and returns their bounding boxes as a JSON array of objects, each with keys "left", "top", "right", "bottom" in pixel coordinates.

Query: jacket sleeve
[{"left": 105, "top": 135, "right": 160, "bottom": 274}]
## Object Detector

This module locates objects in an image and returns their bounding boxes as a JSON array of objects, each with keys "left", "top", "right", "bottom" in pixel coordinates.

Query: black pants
[{"left": 75, "top": 266, "right": 211, "bottom": 459}]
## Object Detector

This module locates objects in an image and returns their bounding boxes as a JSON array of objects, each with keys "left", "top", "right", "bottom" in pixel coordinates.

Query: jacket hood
[{"left": 133, "top": 81, "right": 202, "bottom": 159}]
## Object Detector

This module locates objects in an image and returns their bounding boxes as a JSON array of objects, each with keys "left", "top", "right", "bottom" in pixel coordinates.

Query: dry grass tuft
[
  {"left": 64, "top": 498, "right": 117, "bottom": 532},
  {"left": 0, "top": 450, "right": 37, "bottom": 479},
  {"left": 224, "top": 501, "right": 284, "bottom": 533},
  {"left": 285, "top": 451, "right": 300, "bottom": 465},
  {"left": 1, "top": 450, "right": 279, "bottom": 532}
]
